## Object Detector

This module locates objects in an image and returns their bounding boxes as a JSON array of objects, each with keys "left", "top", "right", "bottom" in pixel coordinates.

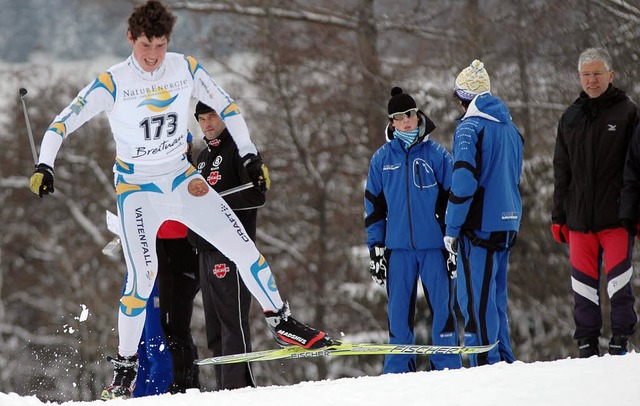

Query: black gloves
[
  {"left": 368, "top": 245, "right": 387, "bottom": 285},
  {"left": 443, "top": 236, "right": 458, "bottom": 279},
  {"left": 445, "top": 252, "right": 457, "bottom": 279},
  {"left": 242, "top": 153, "right": 270, "bottom": 192},
  {"left": 30, "top": 163, "right": 55, "bottom": 198}
]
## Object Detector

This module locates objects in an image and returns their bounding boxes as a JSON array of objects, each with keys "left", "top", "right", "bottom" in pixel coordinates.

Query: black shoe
[
  {"left": 577, "top": 337, "right": 600, "bottom": 358},
  {"left": 609, "top": 335, "right": 629, "bottom": 355},
  {"left": 264, "top": 302, "right": 335, "bottom": 349},
  {"left": 166, "top": 341, "right": 200, "bottom": 394},
  {"left": 100, "top": 354, "right": 138, "bottom": 400}
]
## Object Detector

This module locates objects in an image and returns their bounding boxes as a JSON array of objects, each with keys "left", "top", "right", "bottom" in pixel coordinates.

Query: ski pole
[
  {"left": 19, "top": 88, "right": 39, "bottom": 165},
  {"left": 102, "top": 181, "right": 257, "bottom": 256},
  {"left": 217, "top": 181, "right": 255, "bottom": 197}
]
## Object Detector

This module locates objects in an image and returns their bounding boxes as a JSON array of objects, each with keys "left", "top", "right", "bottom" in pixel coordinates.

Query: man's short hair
[
  {"left": 128, "top": 0, "right": 176, "bottom": 41},
  {"left": 578, "top": 47, "right": 613, "bottom": 72}
]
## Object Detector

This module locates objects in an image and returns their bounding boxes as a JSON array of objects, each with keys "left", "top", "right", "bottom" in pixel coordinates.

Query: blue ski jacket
[
  {"left": 365, "top": 112, "right": 453, "bottom": 250},
  {"left": 445, "top": 92, "right": 523, "bottom": 238}
]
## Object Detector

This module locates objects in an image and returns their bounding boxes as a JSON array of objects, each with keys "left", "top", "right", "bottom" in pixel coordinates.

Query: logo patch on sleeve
[{"left": 188, "top": 178, "right": 209, "bottom": 196}]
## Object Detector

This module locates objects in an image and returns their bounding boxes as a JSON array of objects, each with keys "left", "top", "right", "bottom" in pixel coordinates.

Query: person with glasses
[
  {"left": 553, "top": 47, "right": 638, "bottom": 358},
  {"left": 444, "top": 60, "right": 523, "bottom": 367},
  {"left": 364, "top": 87, "right": 461, "bottom": 373}
]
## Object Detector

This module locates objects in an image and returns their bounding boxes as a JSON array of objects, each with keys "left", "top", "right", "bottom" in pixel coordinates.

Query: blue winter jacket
[
  {"left": 365, "top": 112, "right": 453, "bottom": 250},
  {"left": 445, "top": 92, "right": 523, "bottom": 238}
]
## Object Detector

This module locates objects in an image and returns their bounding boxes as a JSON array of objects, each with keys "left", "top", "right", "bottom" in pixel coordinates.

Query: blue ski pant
[
  {"left": 457, "top": 230, "right": 516, "bottom": 366},
  {"left": 133, "top": 282, "right": 172, "bottom": 397},
  {"left": 384, "top": 248, "right": 461, "bottom": 373}
]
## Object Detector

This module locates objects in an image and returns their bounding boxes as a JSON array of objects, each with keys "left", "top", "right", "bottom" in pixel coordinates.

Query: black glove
[
  {"left": 368, "top": 245, "right": 387, "bottom": 285},
  {"left": 443, "top": 236, "right": 458, "bottom": 278},
  {"left": 242, "top": 153, "right": 270, "bottom": 192},
  {"left": 620, "top": 218, "right": 638, "bottom": 236},
  {"left": 445, "top": 251, "right": 457, "bottom": 279},
  {"left": 29, "top": 163, "right": 55, "bottom": 198}
]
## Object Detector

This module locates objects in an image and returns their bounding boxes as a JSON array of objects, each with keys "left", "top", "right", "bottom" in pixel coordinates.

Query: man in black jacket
[
  {"left": 189, "top": 102, "right": 265, "bottom": 390},
  {"left": 552, "top": 47, "right": 639, "bottom": 358},
  {"left": 621, "top": 124, "right": 640, "bottom": 232}
]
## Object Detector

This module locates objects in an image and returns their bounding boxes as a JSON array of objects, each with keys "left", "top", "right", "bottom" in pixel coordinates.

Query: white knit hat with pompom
[{"left": 454, "top": 59, "right": 491, "bottom": 102}]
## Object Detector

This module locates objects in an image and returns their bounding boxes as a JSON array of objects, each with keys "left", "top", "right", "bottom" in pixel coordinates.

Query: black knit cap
[
  {"left": 387, "top": 87, "right": 417, "bottom": 115},
  {"left": 194, "top": 101, "right": 214, "bottom": 119}
]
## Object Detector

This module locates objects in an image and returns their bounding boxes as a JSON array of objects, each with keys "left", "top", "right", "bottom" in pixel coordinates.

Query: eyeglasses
[
  {"left": 389, "top": 108, "right": 418, "bottom": 121},
  {"left": 580, "top": 71, "right": 610, "bottom": 79}
]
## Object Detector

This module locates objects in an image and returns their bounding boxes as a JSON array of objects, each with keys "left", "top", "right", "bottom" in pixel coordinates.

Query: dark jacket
[
  {"left": 552, "top": 85, "right": 639, "bottom": 232},
  {"left": 188, "top": 129, "right": 265, "bottom": 250},
  {"left": 620, "top": 124, "right": 640, "bottom": 222}
]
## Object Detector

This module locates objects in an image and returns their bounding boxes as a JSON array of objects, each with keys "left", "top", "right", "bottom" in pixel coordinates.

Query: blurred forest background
[{"left": 1, "top": 0, "right": 640, "bottom": 402}]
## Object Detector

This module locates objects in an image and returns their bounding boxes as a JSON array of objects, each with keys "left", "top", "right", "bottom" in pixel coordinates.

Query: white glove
[
  {"left": 444, "top": 236, "right": 458, "bottom": 256},
  {"left": 444, "top": 236, "right": 458, "bottom": 273}
]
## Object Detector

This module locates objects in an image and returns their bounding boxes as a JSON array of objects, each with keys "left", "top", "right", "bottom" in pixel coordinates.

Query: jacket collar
[
  {"left": 204, "top": 129, "right": 231, "bottom": 149},
  {"left": 385, "top": 110, "right": 436, "bottom": 146}
]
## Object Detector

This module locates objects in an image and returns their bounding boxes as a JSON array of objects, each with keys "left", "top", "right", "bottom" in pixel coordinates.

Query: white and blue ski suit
[
  {"left": 365, "top": 112, "right": 461, "bottom": 372},
  {"left": 36, "top": 53, "right": 285, "bottom": 357},
  {"left": 445, "top": 92, "right": 523, "bottom": 366}
]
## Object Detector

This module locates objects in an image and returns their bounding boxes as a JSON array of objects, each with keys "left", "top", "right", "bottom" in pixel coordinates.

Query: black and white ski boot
[
  {"left": 264, "top": 302, "right": 336, "bottom": 349},
  {"left": 100, "top": 353, "right": 139, "bottom": 400}
]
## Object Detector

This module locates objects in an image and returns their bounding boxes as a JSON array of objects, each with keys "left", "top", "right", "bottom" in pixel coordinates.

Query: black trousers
[
  {"left": 199, "top": 248, "right": 255, "bottom": 390},
  {"left": 156, "top": 237, "right": 200, "bottom": 393}
]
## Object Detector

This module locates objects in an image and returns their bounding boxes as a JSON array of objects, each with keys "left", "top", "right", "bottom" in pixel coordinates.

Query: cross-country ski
[{"left": 195, "top": 341, "right": 498, "bottom": 365}]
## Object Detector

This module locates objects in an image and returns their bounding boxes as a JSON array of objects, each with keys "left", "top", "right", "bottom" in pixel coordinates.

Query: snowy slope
[{"left": 2, "top": 353, "right": 639, "bottom": 406}]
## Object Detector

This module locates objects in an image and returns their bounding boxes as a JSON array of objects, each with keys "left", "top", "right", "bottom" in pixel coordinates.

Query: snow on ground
[{"left": 2, "top": 352, "right": 639, "bottom": 406}]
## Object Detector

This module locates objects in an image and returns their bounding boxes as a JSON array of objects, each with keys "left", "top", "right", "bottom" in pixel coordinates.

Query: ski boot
[
  {"left": 166, "top": 341, "right": 200, "bottom": 394},
  {"left": 264, "top": 301, "right": 336, "bottom": 349},
  {"left": 577, "top": 337, "right": 600, "bottom": 358},
  {"left": 609, "top": 335, "right": 629, "bottom": 355},
  {"left": 100, "top": 354, "right": 138, "bottom": 400}
]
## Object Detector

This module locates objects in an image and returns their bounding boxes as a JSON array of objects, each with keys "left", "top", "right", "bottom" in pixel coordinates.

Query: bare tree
[{"left": 2, "top": 0, "right": 640, "bottom": 400}]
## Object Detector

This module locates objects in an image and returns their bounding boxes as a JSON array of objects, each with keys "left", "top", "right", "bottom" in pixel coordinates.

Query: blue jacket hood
[{"left": 462, "top": 92, "right": 512, "bottom": 124}]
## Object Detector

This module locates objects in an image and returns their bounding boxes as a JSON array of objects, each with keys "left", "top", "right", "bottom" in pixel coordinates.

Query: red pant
[{"left": 568, "top": 228, "right": 636, "bottom": 339}]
